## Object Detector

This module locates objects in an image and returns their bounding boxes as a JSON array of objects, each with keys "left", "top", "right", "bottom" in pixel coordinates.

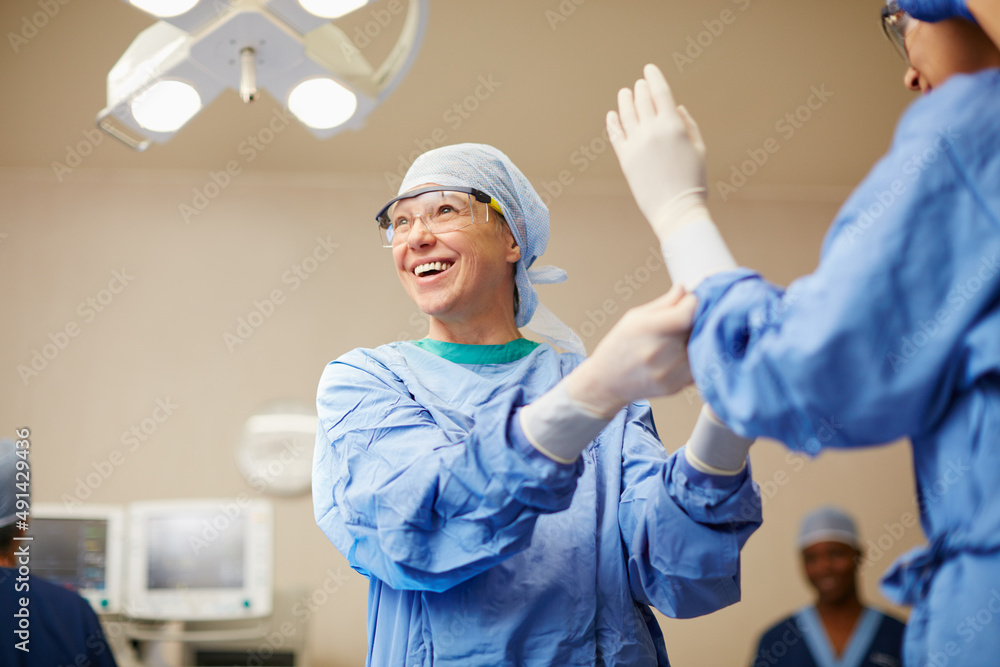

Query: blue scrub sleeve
[
  {"left": 689, "top": 78, "right": 1000, "bottom": 451},
  {"left": 618, "top": 403, "right": 762, "bottom": 618},
  {"left": 313, "top": 353, "right": 584, "bottom": 593}
]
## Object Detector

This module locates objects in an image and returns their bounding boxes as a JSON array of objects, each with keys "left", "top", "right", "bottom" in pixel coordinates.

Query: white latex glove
[
  {"left": 684, "top": 404, "right": 755, "bottom": 475},
  {"left": 564, "top": 284, "right": 698, "bottom": 418},
  {"left": 607, "top": 63, "right": 709, "bottom": 240}
]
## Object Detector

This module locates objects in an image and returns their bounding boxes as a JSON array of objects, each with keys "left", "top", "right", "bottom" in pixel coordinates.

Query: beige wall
[{"left": 0, "top": 167, "right": 923, "bottom": 666}]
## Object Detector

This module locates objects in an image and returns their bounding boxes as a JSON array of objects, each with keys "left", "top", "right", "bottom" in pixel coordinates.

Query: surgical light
[
  {"left": 129, "top": 0, "right": 200, "bottom": 17},
  {"left": 99, "top": 0, "right": 428, "bottom": 150},
  {"left": 288, "top": 77, "right": 357, "bottom": 129},
  {"left": 298, "top": 0, "right": 369, "bottom": 19},
  {"left": 131, "top": 80, "right": 202, "bottom": 132}
]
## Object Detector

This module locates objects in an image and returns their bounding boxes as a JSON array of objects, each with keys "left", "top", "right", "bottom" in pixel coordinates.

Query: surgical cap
[
  {"left": 0, "top": 438, "right": 20, "bottom": 527},
  {"left": 399, "top": 143, "right": 585, "bottom": 355},
  {"left": 798, "top": 506, "right": 859, "bottom": 550}
]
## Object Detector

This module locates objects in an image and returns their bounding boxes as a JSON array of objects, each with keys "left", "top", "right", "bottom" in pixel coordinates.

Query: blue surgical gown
[
  {"left": 688, "top": 69, "right": 1000, "bottom": 667},
  {"left": 313, "top": 338, "right": 762, "bottom": 666},
  {"left": 751, "top": 606, "right": 905, "bottom": 667}
]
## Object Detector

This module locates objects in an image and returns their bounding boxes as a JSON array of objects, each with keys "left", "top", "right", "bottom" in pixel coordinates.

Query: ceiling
[{"left": 0, "top": 0, "right": 917, "bottom": 196}]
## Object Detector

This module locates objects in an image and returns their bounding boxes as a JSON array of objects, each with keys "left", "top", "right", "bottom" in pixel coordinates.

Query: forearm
[{"left": 968, "top": 0, "right": 1000, "bottom": 47}]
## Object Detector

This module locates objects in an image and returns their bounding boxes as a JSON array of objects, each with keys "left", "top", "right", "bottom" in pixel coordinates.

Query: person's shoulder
[
  {"left": 756, "top": 612, "right": 800, "bottom": 640},
  {"left": 553, "top": 345, "right": 586, "bottom": 373},
  {"left": 873, "top": 608, "right": 907, "bottom": 632},
  {"left": 320, "top": 342, "right": 411, "bottom": 380},
  {"left": 26, "top": 575, "right": 97, "bottom": 615},
  {"left": 327, "top": 341, "right": 408, "bottom": 366},
  {"left": 896, "top": 69, "right": 1000, "bottom": 141}
]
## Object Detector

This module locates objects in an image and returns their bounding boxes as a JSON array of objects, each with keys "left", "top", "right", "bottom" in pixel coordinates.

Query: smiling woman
[{"left": 310, "top": 143, "right": 765, "bottom": 666}]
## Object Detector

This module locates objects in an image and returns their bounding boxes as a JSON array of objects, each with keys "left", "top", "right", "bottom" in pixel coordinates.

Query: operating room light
[
  {"left": 131, "top": 80, "right": 203, "bottom": 132},
  {"left": 297, "top": 0, "right": 368, "bottom": 19},
  {"left": 99, "top": 0, "right": 428, "bottom": 149},
  {"left": 288, "top": 78, "right": 358, "bottom": 129},
  {"left": 129, "top": 0, "right": 200, "bottom": 17}
]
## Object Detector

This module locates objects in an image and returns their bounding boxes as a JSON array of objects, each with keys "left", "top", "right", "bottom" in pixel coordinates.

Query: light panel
[
  {"left": 129, "top": 0, "right": 200, "bottom": 18},
  {"left": 131, "top": 80, "right": 203, "bottom": 131},
  {"left": 298, "top": 0, "right": 369, "bottom": 19},
  {"left": 288, "top": 77, "right": 357, "bottom": 129}
]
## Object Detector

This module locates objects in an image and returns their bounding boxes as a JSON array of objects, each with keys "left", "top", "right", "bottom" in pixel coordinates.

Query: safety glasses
[
  {"left": 375, "top": 185, "right": 499, "bottom": 248},
  {"left": 881, "top": 1, "right": 913, "bottom": 64}
]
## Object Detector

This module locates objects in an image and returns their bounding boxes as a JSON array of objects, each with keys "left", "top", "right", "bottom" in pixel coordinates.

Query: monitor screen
[
  {"left": 146, "top": 513, "right": 245, "bottom": 590},
  {"left": 28, "top": 504, "right": 125, "bottom": 614},
  {"left": 126, "top": 499, "right": 273, "bottom": 621}
]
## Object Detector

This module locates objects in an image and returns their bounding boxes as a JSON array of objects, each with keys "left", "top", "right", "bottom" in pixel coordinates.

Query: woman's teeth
[{"left": 414, "top": 261, "right": 453, "bottom": 276}]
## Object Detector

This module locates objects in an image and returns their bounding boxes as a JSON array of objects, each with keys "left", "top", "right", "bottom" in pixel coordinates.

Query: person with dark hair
[
  {"left": 751, "top": 507, "right": 905, "bottom": 667},
  {"left": 0, "top": 438, "right": 119, "bottom": 667}
]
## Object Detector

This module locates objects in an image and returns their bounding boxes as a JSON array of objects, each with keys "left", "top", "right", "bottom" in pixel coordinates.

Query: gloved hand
[
  {"left": 607, "top": 63, "right": 710, "bottom": 241},
  {"left": 564, "top": 284, "right": 698, "bottom": 418},
  {"left": 897, "top": 0, "right": 975, "bottom": 22}
]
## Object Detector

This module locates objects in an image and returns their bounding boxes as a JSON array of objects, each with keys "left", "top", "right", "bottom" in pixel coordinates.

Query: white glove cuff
[
  {"left": 519, "top": 380, "right": 612, "bottom": 463},
  {"left": 660, "top": 217, "right": 738, "bottom": 291},
  {"left": 649, "top": 187, "right": 710, "bottom": 239},
  {"left": 684, "top": 404, "right": 754, "bottom": 475}
]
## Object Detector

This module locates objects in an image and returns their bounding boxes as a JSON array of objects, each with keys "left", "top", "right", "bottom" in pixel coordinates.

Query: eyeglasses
[
  {"left": 375, "top": 185, "right": 500, "bottom": 248},
  {"left": 881, "top": 1, "right": 912, "bottom": 64}
]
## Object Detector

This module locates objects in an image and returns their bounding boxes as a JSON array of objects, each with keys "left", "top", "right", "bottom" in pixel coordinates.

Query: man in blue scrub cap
[
  {"left": 607, "top": 2, "right": 1000, "bottom": 666},
  {"left": 0, "top": 438, "right": 119, "bottom": 667},
  {"left": 313, "top": 143, "right": 763, "bottom": 666},
  {"left": 751, "top": 507, "right": 905, "bottom": 667}
]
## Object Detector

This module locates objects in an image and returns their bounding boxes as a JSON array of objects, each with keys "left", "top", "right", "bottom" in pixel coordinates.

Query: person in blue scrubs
[
  {"left": 0, "top": 439, "right": 119, "bottom": 667},
  {"left": 751, "top": 507, "right": 905, "bottom": 667},
  {"left": 312, "top": 143, "right": 763, "bottom": 666},
  {"left": 606, "top": 2, "right": 1000, "bottom": 666}
]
